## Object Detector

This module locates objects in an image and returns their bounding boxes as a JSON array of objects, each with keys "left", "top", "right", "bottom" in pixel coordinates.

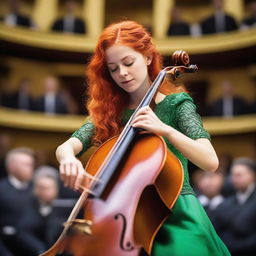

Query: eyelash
[{"left": 109, "top": 62, "right": 134, "bottom": 73}]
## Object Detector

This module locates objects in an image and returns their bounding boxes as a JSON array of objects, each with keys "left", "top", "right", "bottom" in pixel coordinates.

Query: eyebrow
[{"left": 107, "top": 55, "right": 133, "bottom": 65}]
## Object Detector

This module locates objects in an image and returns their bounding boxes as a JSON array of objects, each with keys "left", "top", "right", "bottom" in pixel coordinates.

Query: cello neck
[{"left": 90, "top": 70, "right": 168, "bottom": 198}]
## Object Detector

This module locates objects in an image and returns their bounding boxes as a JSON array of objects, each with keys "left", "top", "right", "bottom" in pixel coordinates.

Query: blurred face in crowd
[
  {"left": 34, "top": 176, "right": 58, "bottom": 204},
  {"left": 66, "top": 0, "right": 77, "bottom": 14},
  {"left": 231, "top": 164, "right": 255, "bottom": 192},
  {"left": 7, "top": 152, "right": 34, "bottom": 182},
  {"left": 19, "top": 79, "right": 31, "bottom": 93},
  {"left": 198, "top": 172, "right": 224, "bottom": 198},
  {"left": 213, "top": 0, "right": 223, "bottom": 11},
  {"left": 44, "top": 77, "right": 59, "bottom": 93},
  {"left": 171, "top": 7, "right": 182, "bottom": 23},
  {"left": 10, "top": 0, "right": 21, "bottom": 14},
  {"left": 221, "top": 80, "right": 234, "bottom": 97},
  {"left": 251, "top": 2, "right": 256, "bottom": 16}
]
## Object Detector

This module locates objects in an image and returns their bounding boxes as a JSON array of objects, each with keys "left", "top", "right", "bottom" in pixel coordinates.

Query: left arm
[{"left": 131, "top": 106, "right": 219, "bottom": 172}]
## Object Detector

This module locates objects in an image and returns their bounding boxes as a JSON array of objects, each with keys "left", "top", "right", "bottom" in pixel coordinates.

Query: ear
[{"left": 146, "top": 55, "right": 152, "bottom": 65}]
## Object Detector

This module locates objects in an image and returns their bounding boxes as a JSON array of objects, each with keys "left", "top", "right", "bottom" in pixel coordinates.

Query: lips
[{"left": 121, "top": 79, "right": 134, "bottom": 84}]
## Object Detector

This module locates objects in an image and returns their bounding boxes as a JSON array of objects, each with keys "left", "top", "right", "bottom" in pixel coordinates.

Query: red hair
[{"left": 86, "top": 20, "right": 184, "bottom": 144}]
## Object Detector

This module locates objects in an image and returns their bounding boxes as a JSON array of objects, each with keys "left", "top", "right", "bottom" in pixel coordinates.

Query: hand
[
  {"left": 59, "top": 156, "right": 88, "bottom": 191},
  {"left": 131, "top": 106, "right": 170, "bottom": 136}
]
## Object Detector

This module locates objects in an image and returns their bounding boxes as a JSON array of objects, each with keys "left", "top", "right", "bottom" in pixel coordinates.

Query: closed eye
[{"left": 124, "top": 61, "right": 134, "bottom": 67}]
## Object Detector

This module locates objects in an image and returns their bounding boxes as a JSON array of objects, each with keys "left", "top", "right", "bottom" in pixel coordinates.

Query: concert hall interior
[{"left": 0, "top": 0, "right": 256, "bottom": 255}]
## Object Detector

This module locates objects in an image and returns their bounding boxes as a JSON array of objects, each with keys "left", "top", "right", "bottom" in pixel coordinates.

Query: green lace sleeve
[
  {"left": 71, "top": 119, "right": 95, "bottom": 155},
  {"left": 174, "top": 100, "right": 210, "bottom": 140}
]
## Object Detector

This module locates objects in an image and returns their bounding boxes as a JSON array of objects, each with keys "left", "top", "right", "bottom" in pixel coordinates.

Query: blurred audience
[
  {"left": 241, "top": 1, "right": 256, "bottom": 30},
  {"left": 207, "top": 80, "right": 248, "bottom": 117},
  {"left": 51, "top": 0, "right": 86, "bottom": 34},
  {"left": 0, "top": 0, "right": 35, "bottom": 28},
  {"left": 0, "top": 147, "right": 35, "bottom": 256},
  {"left": 200, "top": 0, "right": 238, "bottom": 34},
  {"left": 17, "top": 166, "right": 62, "bottom": 256},
  {"left": 34, "top": 76, "right": 68, "bottom": 115},
  {"left": 214, "top": 157, "right": 256, "bottom": 256},
  {"left": 2, "top": 78, "right": 36, "bottom": 111},
  {"left": 167, "top": 7, "right": 190, "bottom": 36},
  {"left": 197, "top": 171, "right": 225, "bottom": 221}
]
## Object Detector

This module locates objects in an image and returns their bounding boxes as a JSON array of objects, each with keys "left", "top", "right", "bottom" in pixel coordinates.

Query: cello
[{"left": 40, "top": 50, "right": 197, "bottom": 256}]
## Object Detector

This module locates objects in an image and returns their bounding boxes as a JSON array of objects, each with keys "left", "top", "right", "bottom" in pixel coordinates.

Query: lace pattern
[{"left": 71, "top": 120, "right": 95, "bottom": 155}]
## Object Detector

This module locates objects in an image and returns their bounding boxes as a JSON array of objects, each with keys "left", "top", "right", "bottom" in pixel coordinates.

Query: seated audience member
[
  {"left": 0, "top": 0, "right": 34, "bottom": 28},
  {"left": 197, "top": 171, "right": 225, "bottom": 222},
  {"left": 201, "top": 0, "right": 238, "bottom": 34},
  {"left": 51, "top": 0, "right": 86, "bottom": 34},
  {"left": 17, "top": 166, "right": 63, "bottom": 256},
  {"left": 167, "top": 7, "right": 190, "bottom": 36},
  {"left": 241, "top": 1, "right": 256, "bottom": 30},
  {"left": 208, "top": 80, "right": 247, "bottom": 117},
  {"left": 35, "top": 76, "right": 68, "bottom": 115},
  {"left": 0, "top": 147, "right": 35, "bottom": 256},
  {"left": 3, "top": 78, "right": 36, "bottom": 111},
  {"left": 214, "top": 157, "right": 256, "bottom": 256}
]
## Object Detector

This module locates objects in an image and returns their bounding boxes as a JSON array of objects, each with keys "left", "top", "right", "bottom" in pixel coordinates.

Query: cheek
[{"left": 109, "top": 72, "right": 119, "bottom": 85}]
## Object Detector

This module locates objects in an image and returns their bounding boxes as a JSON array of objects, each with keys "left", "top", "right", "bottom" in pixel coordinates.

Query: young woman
[{"left": 56, "top": 20, "right": 230, "bottom": 256}]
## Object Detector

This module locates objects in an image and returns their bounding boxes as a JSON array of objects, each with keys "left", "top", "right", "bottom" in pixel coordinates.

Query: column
[
  {"left": 83, "top": 0, "right": 105, "bottom": 38},
  {"left": 33, "top": 0, "right": 58, "bottom": 31},
  {"left": 153, "top": 0, "right": 174, "bottom": 38},
  {"left": 224, "top": 0, "right": 244, "bottom": 22}
]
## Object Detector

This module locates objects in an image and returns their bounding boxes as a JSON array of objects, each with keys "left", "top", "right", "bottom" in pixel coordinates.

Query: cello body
[{"left": 40, "top": 132, "right": 183, "bottom": 256}]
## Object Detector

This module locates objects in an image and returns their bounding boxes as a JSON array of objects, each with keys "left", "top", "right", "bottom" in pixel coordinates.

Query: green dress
[{"left": 71, "top": 92, "right": 230, "bottom": 256}]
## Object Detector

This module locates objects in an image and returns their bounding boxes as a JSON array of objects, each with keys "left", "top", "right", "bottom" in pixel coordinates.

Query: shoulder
[
  {"left": 0, "top": 178, "right": 10, "bottom": 189},
  {"left": 160, "top": 92, "right": 193, "bottom": 107}
]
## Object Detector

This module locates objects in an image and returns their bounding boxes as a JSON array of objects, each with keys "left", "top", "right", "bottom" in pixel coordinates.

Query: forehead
[
  {"left": 105, "top": 44, "right": 142, "bottom": 63},
  {"left": 232, "top": 164, "right": 253, "bottom": 174},
  {"left": 35, "top": 176, "right": 55, "bottom": 186}
]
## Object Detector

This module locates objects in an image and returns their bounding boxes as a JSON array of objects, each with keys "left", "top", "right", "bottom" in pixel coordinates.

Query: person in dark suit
[
  {"left": 0, "top": 0, "right": 34, "bottom": 28},
  {"left": 197, "top": 171, "right": 225, "bottom": 222},
  {"left": 17, "top": 166, "right": 63, "bottom": 256},
  {"left": 0, "top": 147, "right": 35, "bottom": 256},
  {"left": 201, "top": 0, "right": 238, "bottom": 34},
  {"left": 167, "top": 7, "right": 190, "bottom": 36},
  {"left": 51, "top": 0, "right": 86, "bottom": 34},
  {"left": 3, "top": 78, "right": 36, "bottom": 111},
  {"left": 35, "top": 76, "right": 68, "bottom": 115},
  {"left": 214, "top": 157, "right": 256, "bottom": 256},
  {"left": 208, "top": 80, "right": 248, "bottom": 117},
  {"left": 241, "top": 1, "right": 256, "bottom": 30}
]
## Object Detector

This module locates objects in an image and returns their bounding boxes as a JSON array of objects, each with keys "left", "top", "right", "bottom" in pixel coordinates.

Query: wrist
[{"left": 162, "top": 125, "right": 175, "bottom": 139}]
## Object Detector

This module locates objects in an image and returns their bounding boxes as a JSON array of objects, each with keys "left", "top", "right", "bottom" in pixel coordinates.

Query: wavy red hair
[{"left": 86, "top": 20, "right": 184, "bottom": 144}]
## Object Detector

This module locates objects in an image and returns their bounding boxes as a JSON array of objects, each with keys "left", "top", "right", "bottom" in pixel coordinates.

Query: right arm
[
  {"left": 56, "top": 137, "right": 85, "bottom": 190},
  {"left": 56, "top": 120, "right": 95, "bottom": 190}
]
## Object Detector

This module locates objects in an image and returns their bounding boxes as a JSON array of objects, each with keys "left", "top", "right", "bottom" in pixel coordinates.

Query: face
[
  {"left": 105, "top": 44, "right": 151, "bottom": 96},
  {"left": 199, "top": 173, "right": 224, "bottom": 198},
  {"left": 8, "top": 153, "right": 34, "bottom": 182},
  {"left": 213, "top": 0, "right": 223, "bottom": 10},
  {"left": 44, "top": 77, "right": 58, "bottom": 93},
  {"left": 231, "top": 164, "right": 255, "bottom": 192},
  {"left": 34, "top": 177, "right": 58, "bottom": 204}
]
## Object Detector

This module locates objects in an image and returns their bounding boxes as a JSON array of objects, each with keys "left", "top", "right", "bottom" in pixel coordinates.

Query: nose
[{"left": 119, "top": 65, "right": 128, "bottom": 77}]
